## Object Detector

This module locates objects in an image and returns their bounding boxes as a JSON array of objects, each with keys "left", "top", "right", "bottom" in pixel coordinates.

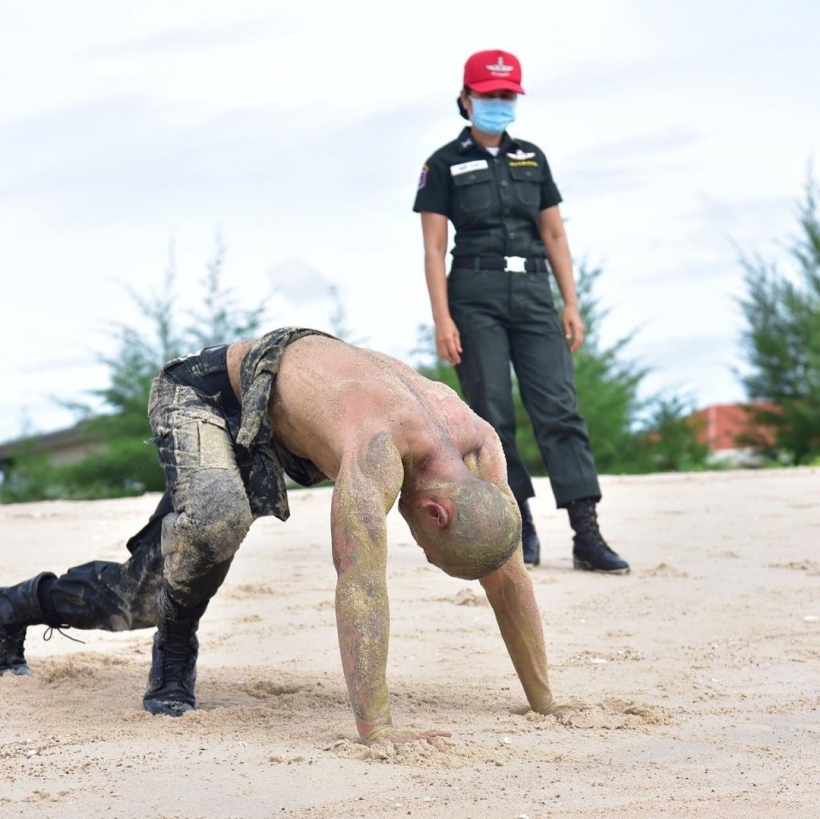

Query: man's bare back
[
  {"left": 2, "top": 329, "right": 558, "bottom": 747},
  {"left": 227, "top": 334, "right": 495, "bottom": 483}
]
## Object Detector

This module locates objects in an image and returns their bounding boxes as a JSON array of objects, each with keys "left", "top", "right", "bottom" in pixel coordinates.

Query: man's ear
[{"left": 421, "top": 499, "right": 450, "bottom": 529}]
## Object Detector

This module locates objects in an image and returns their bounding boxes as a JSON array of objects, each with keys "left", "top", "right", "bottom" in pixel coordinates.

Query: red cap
[{"left": 463, "top": 50, "right": 525, "bottom": 94}]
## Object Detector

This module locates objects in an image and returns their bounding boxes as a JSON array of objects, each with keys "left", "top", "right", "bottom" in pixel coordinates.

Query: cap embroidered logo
[{"left": 486, "top": 56, "right": 513, "bottom": 75}]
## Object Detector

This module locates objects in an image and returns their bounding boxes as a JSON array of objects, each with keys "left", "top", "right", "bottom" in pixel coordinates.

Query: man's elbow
[{"left": 480, "top": 556, "right": 527, "bottom": 594}]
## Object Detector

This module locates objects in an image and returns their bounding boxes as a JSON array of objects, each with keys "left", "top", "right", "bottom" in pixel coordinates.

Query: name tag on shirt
[{"left": 450, "top": 160, "right": 489, "bottom": 177}]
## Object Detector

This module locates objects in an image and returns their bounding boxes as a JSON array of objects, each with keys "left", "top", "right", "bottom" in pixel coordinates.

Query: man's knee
[{"left": 163, "top": 484, "right": 252, "bottom": 567}]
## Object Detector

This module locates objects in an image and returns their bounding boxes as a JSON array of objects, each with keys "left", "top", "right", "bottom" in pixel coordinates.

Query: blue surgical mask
[{"left": 470, "top": 97, "right": 516, "bottom": 136}]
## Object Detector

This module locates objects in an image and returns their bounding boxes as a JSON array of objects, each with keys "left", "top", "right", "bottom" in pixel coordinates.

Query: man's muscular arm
[
  {"left": 480, "top": 553, "right": 557, "bottom": 714},
  {"left": 474, "top": 428, "right": 558, "bottom": 714},
  {"left": 331, "top": 431, "right": 450, "bottom": 745}
]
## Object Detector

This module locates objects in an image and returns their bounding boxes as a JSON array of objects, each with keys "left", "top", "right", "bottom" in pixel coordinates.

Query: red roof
[{"left": 690, "top": 403, "right": 778, "bottom": 451}]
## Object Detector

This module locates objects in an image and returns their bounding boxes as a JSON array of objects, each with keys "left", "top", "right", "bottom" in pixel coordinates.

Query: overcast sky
[{"left": 1, "top": 1, "right": 818, "bottom": 443}]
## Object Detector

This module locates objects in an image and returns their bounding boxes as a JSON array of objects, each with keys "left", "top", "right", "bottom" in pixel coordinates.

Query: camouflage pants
[{"left": 42, "top": 347, "right": 251, "bottom": 631}]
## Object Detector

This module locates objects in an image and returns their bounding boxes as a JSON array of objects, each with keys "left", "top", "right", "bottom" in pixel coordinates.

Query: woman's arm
[
  {"left": 538, "top": 205, "right": 585, "bottom": 352},
  {"left": 420, "top": 212, "right": 462, "bottom": 364}
]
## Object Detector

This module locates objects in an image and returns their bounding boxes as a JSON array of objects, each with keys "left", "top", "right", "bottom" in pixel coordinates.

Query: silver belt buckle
[{"left": 504, "top": 255, "right": 527, "bottom": 274}]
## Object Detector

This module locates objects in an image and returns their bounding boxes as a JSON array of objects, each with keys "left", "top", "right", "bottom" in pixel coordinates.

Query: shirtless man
[{"left": 0, "top": 328, "right": 557, "bottom": 745}]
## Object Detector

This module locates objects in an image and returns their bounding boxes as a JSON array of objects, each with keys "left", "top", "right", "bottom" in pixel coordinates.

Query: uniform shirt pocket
[
  {"left": 452, "top": 167, "right": 493, "bottom": 213},
  {"left": 509, "top": 164, "right": 542, "bottom": 208}
]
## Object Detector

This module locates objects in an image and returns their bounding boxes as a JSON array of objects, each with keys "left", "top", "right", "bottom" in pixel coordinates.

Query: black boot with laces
[
  {"left": 519, "top": 499, "right": 541, "bottom": 567},
  {"left": 0, "top": 625, "right": 30, "bottom": 676},
  {"left": 143, "top": 590, "right": 208, "bottom": 717},
  {"left": 0, "top": 572, "right": 56, "bottom": 676},
  {"left": 568, "top": 498, "right": 630, "bottom": 574}
]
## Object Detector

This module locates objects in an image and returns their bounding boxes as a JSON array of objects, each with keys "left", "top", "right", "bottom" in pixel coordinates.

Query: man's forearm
[
  {"left": 335, "top": 569, "right": 393, "bottom": 740},
  {"left": 481, "top": 555, "right": 556, "bottom": 713},
  {"left": 331, "top": 437, "right": 406, "bottom": 741}
]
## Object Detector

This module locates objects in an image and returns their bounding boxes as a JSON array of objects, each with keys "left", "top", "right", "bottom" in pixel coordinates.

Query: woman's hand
[
  {"left": 435, "top": 316, "right": 463, "bottom": 365},
  {"left": 561, "top": 305, "right": 585, "bottom": 353}
]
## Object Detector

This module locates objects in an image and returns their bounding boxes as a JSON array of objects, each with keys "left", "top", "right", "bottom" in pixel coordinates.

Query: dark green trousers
[{"left": 448, "top": 266, "right": 601, "bottom": 508}]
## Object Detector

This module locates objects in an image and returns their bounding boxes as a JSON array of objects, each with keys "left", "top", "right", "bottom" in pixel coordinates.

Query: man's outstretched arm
[
  {"left": 480, "top": 551, "right": 557, "bottom": 714},
  {"left": 473, "top": 427, "right": 557, "bottom": 714},
  {"left": 331, "top": 431, "right": 449, "bottom": 745}
]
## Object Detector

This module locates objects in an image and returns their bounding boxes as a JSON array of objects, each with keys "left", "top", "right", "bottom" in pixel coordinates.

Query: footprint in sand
[
  {"left": 769, "top": 560, "right": 820, "bottom": 575},
  {"left": 546, "top": 698, "right": 672, "bottom": 729},
  {"left": 237, "top": 680, "right": 304, "bottom": 699},
  {"left": 641, "top": 563, "right": 689, "bottom": 578}
]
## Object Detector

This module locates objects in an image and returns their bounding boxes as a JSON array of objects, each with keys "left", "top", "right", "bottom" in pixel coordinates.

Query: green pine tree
[
  {"left": 412, "top": 262, "right": 708, "bottom": 476},
  {"left": 1, "top": 240, "right": 267, "bottom": 502},
  {"left": 738, "top": 171, "right": 820, "bottom": 464}
]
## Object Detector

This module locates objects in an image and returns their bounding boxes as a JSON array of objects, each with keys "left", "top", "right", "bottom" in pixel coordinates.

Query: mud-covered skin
[
  {"left": 222, "top": 334, "right": 558, "bottom": 742},
  {"left": 331, "top": 432, "right": 402, "bottom": 741},
  {"left": 480, "top": 549, "right": 556, "bottom": 715},
  {"left": 6, "top": 330, "right": 558, "bottom": 742},
  {"left": 232, "top": 328, "right": 332, "bottom": 521},
  {"left": 253, "top": 336, "right": 483, "bottom": 481}
]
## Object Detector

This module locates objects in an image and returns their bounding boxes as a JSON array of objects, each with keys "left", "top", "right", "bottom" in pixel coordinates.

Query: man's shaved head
[{"left": 399, "top": 476, "right": 521, "bottom": 580}]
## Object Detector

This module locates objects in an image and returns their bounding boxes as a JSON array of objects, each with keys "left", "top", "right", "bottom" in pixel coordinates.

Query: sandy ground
[{"left": 1, "top": 468, "right": 819, "bottom": 818}]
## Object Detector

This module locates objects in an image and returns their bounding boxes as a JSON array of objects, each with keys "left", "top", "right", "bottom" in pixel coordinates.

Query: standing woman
[{"left": 413, "top": 49, "right": 629, "bottom": 574}]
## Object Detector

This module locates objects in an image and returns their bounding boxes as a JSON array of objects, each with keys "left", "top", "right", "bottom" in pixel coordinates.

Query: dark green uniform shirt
[{"left": 413, "top": 127, "right": 562, "bottom": 259}]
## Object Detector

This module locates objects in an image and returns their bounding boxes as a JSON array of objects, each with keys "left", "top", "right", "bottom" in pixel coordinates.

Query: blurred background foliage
[{"left": 3, "top": 171, "right": 818, "bottom": 502}]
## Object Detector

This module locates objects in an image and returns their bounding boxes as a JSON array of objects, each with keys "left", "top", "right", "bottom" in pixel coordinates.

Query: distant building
[
  {"left": 689, "top": 403, "right": 779, "bottom": 466},
  {"left": 0, "top": 423, "right": 99, "bottom": 481}
]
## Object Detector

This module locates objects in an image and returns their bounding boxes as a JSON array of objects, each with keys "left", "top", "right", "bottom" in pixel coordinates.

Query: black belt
[
  {"left": 164, "top": 345, "right": 241, "bottom": 413},
  {"left": 199, "top": 345, "right": 230, "bottom": 374},
  {"left": 451, "top": 256, "right": 548, "bottom": 273}
]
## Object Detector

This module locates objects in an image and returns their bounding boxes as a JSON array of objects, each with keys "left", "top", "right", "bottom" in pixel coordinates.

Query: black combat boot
[
  {"left": 143, "top": 589, "right": 208, "bottom": 717},
  {"left": 0, "top": 572, "right": 56, "bottom": 676},
  {"left": 519, "top": 499, "right": 541, "bottom": 567},
  {"left": 567, "top": 498, "right": 630, "bottom": 575}
]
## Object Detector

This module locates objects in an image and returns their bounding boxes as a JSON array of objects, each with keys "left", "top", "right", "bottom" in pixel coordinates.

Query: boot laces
[
  {"left": 160, "top": 621, "right": 197, "bottom": 676},
  {"left": 43, "top": 626, "right": 86, "bottom": 645},
  {"left": 574, "top": 503, "right": 615, "bottom": 555}
]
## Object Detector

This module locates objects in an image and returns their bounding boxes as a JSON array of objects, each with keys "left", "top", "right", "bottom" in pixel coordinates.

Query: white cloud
[
  {"left": 268, "top": 258, "right": 333, "bottom": 304},
  {"left": 1, "top": 1, "right": 818, "bottom": 443}
]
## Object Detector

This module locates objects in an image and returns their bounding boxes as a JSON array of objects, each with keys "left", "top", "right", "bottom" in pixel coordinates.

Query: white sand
[{"left": 1, "top": 468, "right": 819, "bottom": 818}]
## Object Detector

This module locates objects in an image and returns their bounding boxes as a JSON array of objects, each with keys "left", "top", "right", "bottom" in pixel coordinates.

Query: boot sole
[
  {"left": 573, "top": 558, "right": 630, "bottom": 575},
  {"left": 0, "top": 664, "right": 31, "bottom": 677},
  {"left": 143, "top": 697, "right": 195, "bottom": 717}
]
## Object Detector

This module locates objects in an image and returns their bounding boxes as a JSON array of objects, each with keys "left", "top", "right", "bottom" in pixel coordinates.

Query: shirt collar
[
  {"left": 456, "top": 127, "right": 476, "bottom": 153},
  {"left": 457, "top": 127, "right": 520, "bottom": 154}
]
